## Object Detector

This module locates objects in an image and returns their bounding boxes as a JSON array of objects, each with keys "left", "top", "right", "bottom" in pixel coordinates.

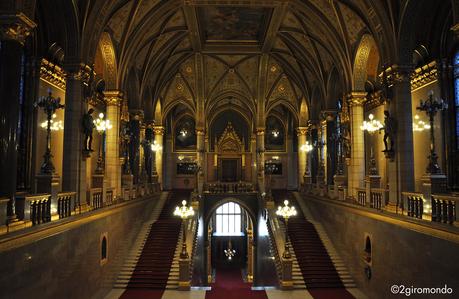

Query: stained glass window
[
  {"left": 215, "top": 202, "right": 242, "bottom": 236},
  {"left": 455, "top": 51, "right": 459, "bottom": 148}
]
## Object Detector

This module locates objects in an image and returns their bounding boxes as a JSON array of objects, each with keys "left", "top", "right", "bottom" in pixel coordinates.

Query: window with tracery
[{"left": 215, "top": 202, "right": 242, "bottom": 236}]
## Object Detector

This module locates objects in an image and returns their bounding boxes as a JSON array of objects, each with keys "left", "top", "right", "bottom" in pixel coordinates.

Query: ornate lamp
[
  {"left": 276, "top": 199, "right": 297, "bottom": 259},
  {"left": 300, "top": 141, "right": 313, "bottom": 175},
  {"left": 174, "top": 200, "right": 195, "bottom": 259},
  {"left": 150, "top": 140, "right": 162, "bottom": 175},
  {"left": 224, "top": 240, "right": 236, "bottom": 260},
  {"left": 417, "top": 91, "right": 448, "bottom": 174},
  {"left": 35, "top": 89, "right": 65, "bottom": 174},
  {"left": 94, "top": 112, "right": 112, "bottom": 174}
]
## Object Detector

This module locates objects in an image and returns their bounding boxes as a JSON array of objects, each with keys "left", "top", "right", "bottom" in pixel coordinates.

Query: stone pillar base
[
  {"left": 0, "top": 198, "right": 9, "bottom": 226},
  {"left": 421, "top": 174, "right": 447, "bottom": 198},
  {"left": 334, "top": 174, "right": 347, "bottom": 201},
  {"left": 281, "top": 257, "right": 293, "bottom": 290},
  {"left": 179, "top": 258, "right": 191, "bottom": 290},
  {"left": 365, "top": 175, "right": 381, "bottom": 207},
  {"left": 35, "top": 173, "right": 60, "bottom": 215}
]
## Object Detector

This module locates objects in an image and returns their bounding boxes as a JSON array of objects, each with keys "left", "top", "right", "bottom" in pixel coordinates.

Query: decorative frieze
[
  {"left": 40, "top": 58, "right": 66, "bottom": 91},
  {"left": 104, "top": 90, "right": 123, "bottom": 106},
  {"left": 410, "top": 61, "right": 438, "bottom": 91}
]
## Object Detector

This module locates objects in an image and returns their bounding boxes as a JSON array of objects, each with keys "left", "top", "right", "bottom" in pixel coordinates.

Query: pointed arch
[
  {"left": 97, "top": 32, "right": 118, "bottom": 90},
  {"left": 353, "top": 34, "right": 379, "bottom": 91}
]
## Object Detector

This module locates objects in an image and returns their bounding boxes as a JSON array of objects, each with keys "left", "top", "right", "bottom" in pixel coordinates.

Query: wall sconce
[
  {"left": 271, "top": 129, "right": 280, "bottom": 138},
  {"left": 272, "top": 156, "right": 279, "bottom": 160},
  {"left": 412, "top": 114, "right": 431, "bottom": 132},
  {"left": 360, "top": 114, "right": 383, "bottom": 133},
  {"left": 178, "top": 155, "right": 185, "bottom": 161},
  {"left": 40, "top": 113, "right": 63, "bottom": 131}
]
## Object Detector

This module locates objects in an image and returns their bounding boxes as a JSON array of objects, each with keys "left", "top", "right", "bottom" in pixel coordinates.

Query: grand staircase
[
  {"left": 271, "top": 190, "right": 356, "bottom": 289},
  {"left": 114, "top": 191, "right": 190, "bottom": 291}
]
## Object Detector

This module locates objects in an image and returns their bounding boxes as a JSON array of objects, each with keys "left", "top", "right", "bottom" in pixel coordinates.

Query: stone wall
[
  {"left": 306, "top": 198, "right": 459, "bottom": 299},
  {"left": 0, "top": 197, "right": 159, "bottom": 299}
]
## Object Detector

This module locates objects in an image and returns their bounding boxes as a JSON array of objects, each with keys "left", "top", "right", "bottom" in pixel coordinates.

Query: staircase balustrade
[
  {"left": 431, "top": 194, "right": 457, "bottom": 224},
  {"left": 57, "top": 192, "right": 76, "bottom": 219}
]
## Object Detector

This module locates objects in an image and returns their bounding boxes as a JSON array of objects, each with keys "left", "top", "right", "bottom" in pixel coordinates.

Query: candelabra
[
  {"left": 34, "top": 89, "right": 64, "bottom": 174},
  {"left": 276, "top": 200, "right": 297, "bottom": 259},
  {"left": 174, "top": 200, "right": 195, "bottom": 259},
  {"left": 94, "top": 112, "right": 112, "bottom": 174},
  {"left": 417, "top": 91, "right": 448, "bottom": 174}
]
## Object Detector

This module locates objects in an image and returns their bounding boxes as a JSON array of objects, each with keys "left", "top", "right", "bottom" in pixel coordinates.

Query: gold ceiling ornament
[
  {"left": 176, "top": 83, "right": 184, "bottom": 91},
  {"left": 277, "top": 84, "right": 285, "bottom": 92},
  {"left": 185, "top": 66, "right": 193, "bottom": 73},
  {"left": 0, "top": 13, "right": 36, "bottom": 45},
  {"left": 216, "top": 122, "right": 244, "bottom": 154},
  {"left": 270, "top": 65, "right": 277, "bottom": 72}
]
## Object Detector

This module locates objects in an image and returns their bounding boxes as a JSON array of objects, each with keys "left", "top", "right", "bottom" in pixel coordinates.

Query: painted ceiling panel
[{"left": 107, "top": 0, "right": 134, "bottom": 43}]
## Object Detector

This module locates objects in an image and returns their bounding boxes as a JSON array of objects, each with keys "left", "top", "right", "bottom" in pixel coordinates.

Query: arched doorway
[{"left": 207, "top": 201, "right": 255, "bottom": 284}]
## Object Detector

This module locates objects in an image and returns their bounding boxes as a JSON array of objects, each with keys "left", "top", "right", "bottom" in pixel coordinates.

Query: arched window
[
  {"left": 454, "top": 51, "right": 459, "bottom": 148},
  {"left": 215, "top": 202, "right": 242, "bottom": 236}
]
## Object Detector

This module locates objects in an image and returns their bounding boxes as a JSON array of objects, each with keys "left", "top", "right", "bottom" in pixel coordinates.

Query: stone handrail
[
  {"left": 401, "top": 192, "right": 424, "bottom": 219},
  {"left": 15, "top": 193, "right": 51, "bottom": 225},
  {"left": 57, "top": 192, "right": 76, "bottom": 219},
  {"left": 370, "top": 188, "right": 387, "bottom": 210},
  {"left": 356, "top": 187, "right": 367, "bottom": 207},
  {"left": 431, "top": 194, "right": 458, "bottom": 224},
  {"left": 87, "top": 187, "right": 103, "bottom": 210}
]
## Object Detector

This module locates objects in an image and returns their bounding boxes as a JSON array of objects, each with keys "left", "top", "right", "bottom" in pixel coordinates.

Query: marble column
[
  {"left": 104, "top": 91, "right": 122, "bottom": 198},
  {"left": 0, "top": 15, "right": 35, "bottom": 223},
  {"left": 62, "top": 63, "right": 92, "bottom": 209},
  {"left": 296, "top": 127, "right": 308, "bottom": 186},
  {"left": 347, "top": 92, "right": 367, "bottom": 198},
  {"left": 196, "top": 127, "right": 205, "bottom": 194},
  {"left": 153, "top": 126, "right": 165, "bottom": 188},
  {"left": 390, "top": 66, "right": 415, "bottom": 208},
  {"left": 256, "top": 128, "right": 265, "bottom": 194}
]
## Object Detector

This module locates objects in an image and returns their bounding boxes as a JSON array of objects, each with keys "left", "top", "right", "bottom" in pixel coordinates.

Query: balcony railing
[
  {"left": 15, "top": 193, "right": 51, "bottom": 226},
  {"left": 57, "top": 192, "right": 76, "bottom": 219},
  {"left": 431, "top": 194, "right": 457, "bottom": 224},
  {"left": 356, "top": 187, "right": 367, "bottom": 207},
  {"left": 370, "top": 188, "right": 387, "bottom": 210},
  {"left": 204, "top": 182, "right": 254, "bottom": 194}
]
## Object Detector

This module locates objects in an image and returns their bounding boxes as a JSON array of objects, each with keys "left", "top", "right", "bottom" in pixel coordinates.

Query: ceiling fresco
[{"left": 198, "top": 7, "right": 271, "bottom": 42}]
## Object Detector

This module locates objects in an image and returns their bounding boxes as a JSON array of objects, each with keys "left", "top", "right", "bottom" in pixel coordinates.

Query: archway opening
[{"left": 207, "top": 201, "right": 254, "bottom": 283}]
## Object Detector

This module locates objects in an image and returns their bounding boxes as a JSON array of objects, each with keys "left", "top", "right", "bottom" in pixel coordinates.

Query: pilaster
[{"left": 104, "top": 91, "right": 122, "bottom": 198}]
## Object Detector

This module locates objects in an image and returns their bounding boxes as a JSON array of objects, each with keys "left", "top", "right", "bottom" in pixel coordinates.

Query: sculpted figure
[
  {"left": 381, "top": 110, "right": 396, "bottom": 152},
  {"left": 82, "top": 108, "right": 95, "bottom": 151}
]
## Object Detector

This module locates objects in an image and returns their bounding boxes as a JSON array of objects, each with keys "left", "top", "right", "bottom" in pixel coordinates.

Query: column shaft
[
  {"left": 154, "top": 126, "right": 165, "bottom": 186},
  {"left": 104, "top": 91, "right": 122, "bottom": 197},
  {"left": 348, "top": 92, "right": 367, "bottom": 198},
  {"left": 297, "top": 127, "right": 307, "bottom": 185}
]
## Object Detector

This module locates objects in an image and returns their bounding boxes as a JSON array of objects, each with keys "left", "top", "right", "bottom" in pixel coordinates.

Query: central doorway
[{"left": 207, "top": 201, "right": 254, "bottom": 284}]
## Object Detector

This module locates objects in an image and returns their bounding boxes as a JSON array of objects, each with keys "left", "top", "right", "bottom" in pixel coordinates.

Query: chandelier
[
  {"left": 300, "top": 141, "right": 313, "bottom": 152},
  {"left": 40, "top": 113, "right": 63, "bottom": 131},
  {"left": 360, "top": 114, "right": 383, "bottom": 133},
  {"left": 412, "top": 114, "right": 431, "bottom": 132},
  {"left": 224, "top": 240, "right": 236, "bottom": 260},
  {"left": 94, "top": 113, "right": 112, "bottom": 132},
  {"left": 271, "top": 129, "right": 280, "bottom": 137}
]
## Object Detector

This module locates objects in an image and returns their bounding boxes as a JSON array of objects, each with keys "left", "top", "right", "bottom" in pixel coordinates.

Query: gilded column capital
[
  {"left": 320, "top": 110, "right": 336, "bottom": 121},
  {"left": 256, "top": 128, "right": 265, "bottom": 135},
  {"left": 64, "top": 62, "right": 93, "bottom": 84},
  {"left": 296, "top": 126, "right": 308, "bottom": 136},
  {"left": 153, "top": 126, "right": 165, "bottom": 135},
  {"left": 346, "top": 92, "right": 367, "bottom": 106},
  {"left": 195, "top": 128, "right": 205, "bottom": 136},
  {"left": 130, "top": 109, "right": 144, "bottom": 121},
  {"left": 40, "top": 58, "right": 66, "bottom": 90},
  {"left": 104, "top": 90, "right": 123, "bottom": 106},
  {"left": 0, "top": 13, "right": 36, "bottom": 45},
  {"left": 381, "top": 64, "right": 414, "bottom": 85}
]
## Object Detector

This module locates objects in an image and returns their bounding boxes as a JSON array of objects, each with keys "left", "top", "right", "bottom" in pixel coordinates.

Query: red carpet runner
[
  {"left": 205, "top": 266, "right": 268, "bottom": 299},
  {"left": 120, "top": 191, "right": 189, "bottom": 299},
  {"left": 273, "top": 191, "right": 354, "bottom": 299}
]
